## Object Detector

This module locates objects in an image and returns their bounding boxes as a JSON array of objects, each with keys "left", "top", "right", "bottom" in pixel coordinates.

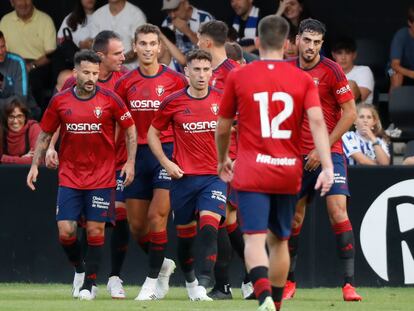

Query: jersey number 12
[{"left": 253, "top": 91, "right": 293, "bottom": 139}]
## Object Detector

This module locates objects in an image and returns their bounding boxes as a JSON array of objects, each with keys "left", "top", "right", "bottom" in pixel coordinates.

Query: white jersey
[{"left": 342, "top": 131, "right": 389, "bottom": 165}]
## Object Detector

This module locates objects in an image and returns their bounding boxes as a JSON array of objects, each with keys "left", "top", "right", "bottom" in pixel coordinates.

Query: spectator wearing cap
[{"left": 161, "top": 0, "right": 214, "bottom": 54}]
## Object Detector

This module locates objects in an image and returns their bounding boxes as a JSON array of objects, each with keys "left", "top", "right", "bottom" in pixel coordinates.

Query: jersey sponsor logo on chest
[
  {"left": 66, "top": 122, "right": 102, "bottom": 134},
  {"left": 129, "top": 99, "right": 161, "bottom": 111},
  {"left": 182, "top": 120, "right": 217, "bottom": 133}
]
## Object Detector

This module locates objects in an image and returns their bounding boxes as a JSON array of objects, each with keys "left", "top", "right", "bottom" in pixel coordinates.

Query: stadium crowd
[{"left": 1, "top": 0, "right": 413, "bottom": 310}]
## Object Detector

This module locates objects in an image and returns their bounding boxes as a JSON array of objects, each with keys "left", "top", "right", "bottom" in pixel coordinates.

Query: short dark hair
[
  {"left": 298, "top": 18, "right": 326, "bottom": 38},
  {"left": 258, "top": 15, "right": 290, "bottom": 50},
  {"left": 186, "top": 49, "right": 212, "bottom": 64},
  {"left": 92, "top": 30, "right": 122, "bottom": 53},
  {"left": 331, "top": 36, "right": 357, "bottom": 53},
  {"left": 198, "top": 21, "right": 228, "bottom": 46},
  {"left": 225, "top": 42, "right": 243, "bottom": 63},
  {"left": 2, "top": 96, "right": 30, "bottom": 128},
  {"left": 0, "top": 30, "right": 4, "bottom": 40},
  {"left": 74, "top": 50, "right": 101, "bottom": 66},
  {"left": 134, "top": 23, "right": 161, "bottom": 42}
]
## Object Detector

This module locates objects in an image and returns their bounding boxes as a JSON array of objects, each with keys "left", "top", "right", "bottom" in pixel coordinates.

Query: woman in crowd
[
  {"left": 342, "top": 103, "right": 390, "bottom": 165},
  {"left": 276, "top": 0, "right": 310, "bottom": 30},
  {"left": 1, "top": 97, "right": 41, "bottom": 164},
  {"left": 57, "top": 0, "right": 96, "bottom": 48}
]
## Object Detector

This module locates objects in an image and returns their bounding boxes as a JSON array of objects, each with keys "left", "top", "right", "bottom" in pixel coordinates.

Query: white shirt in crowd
[
  {"left": 57, "top": 14, "right": 92, "bottom": 47},
  {"left": 342, "top": 131, "right": 389, "bottom": 165},
  {"left": 89, "top": 1, "right": 146, "bottom": 68},
  {"left": 345, "top": 65, "right": 375, "bottom": 104}
]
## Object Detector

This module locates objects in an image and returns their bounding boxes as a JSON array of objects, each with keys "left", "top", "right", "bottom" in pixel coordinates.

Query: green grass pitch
[{"left": 0, "top": 284, "right": 413, "bottom": 311}]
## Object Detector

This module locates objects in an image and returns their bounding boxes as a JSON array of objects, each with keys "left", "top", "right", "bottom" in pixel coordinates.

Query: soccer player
[
  {"left": 216, "top": 15, "right": 334, "bottom": 311},
  {"left": 283, "top": 18, "right": 361, "bottom": 301},
  {"left": 26, "top": 50, "right": 137, "bottom": 300},
  {"left": 148, "top": 49, "right": 225, "bottom": 301},
  {"left": 197, "top": 20, "right": 252, "bottom": 300},
  {"left": 46, "top": 30, "right": 131, "bottom": 299},
  {"left": 114, "top": 23, "right": 187, "bottom": 300}
]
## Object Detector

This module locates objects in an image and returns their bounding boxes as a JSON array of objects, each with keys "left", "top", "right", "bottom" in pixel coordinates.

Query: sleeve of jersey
[
  {"left": 40, "top": 98, "right": 60, "bottom": 134},
  {"left": 152, "top": 99, "right": 174, "bottom": 131},
  {"left": 175, "top": 73, "right": 188, "bottom": 90},
  {"left": 304, "top": 77, "right": 321, "bottom": 110},
  {"left": 61, "top": 77, "right": 75, "bottom": 91},
  {"left": 218, "top": 71, "right": 237, "bottom": 119},
  {"left": 114, "top": 79, "right": 127, "bottom": 104},
  {"left": 332, "top": 66, "right": 354, "bottom": 104},
  {"left": 111, "top": 94, "right": 135, "bottom": 129},
  {"left": 342, "top": 131, "right": 361, "bottom": 157}
]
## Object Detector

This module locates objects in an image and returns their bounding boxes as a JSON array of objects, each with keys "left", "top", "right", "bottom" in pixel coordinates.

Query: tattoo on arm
[
  {"left": 32, "top": 131, "right": 52, "bottom": 166},
  {"left": 125, "top": 126, "right": 137, "bottom": 162}
]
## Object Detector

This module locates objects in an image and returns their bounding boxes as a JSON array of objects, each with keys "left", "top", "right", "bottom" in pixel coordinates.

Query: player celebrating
[
  {"left": 197, "top": 20, "right": 253, "bottom": 300},
  {"left": 283, "top": 18, "right": 361, "bottom": 301},
  {"left": 114, "top": 23, "right": 187, "bottom": 300},
  {"left": 216, "top": 15, "right": 334, "bottom": 311},
  {"left": 148, "top": 49, "right": 225, "bottom": 301},
  {"left": 46, "top": 31, "right": 131, "bottom": 299},
  {"left": 26, "top": 50, "right": 137, "bottom": 300}
]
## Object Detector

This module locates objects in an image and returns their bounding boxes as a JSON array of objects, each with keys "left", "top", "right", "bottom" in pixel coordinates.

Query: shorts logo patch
[
  {"left": 211, "top": 190, "right": 226, "bottom": 203},
  {"left": 333, "top": 173, "right": 346, "bottom": 184},
  {"left": 92, "top": 196, "right": 110, "bottom": 209},
  {"left": 56, "top": 205, "right": 59, "bottom": 215},
  {"left": 158, "top": 168, "right": 172, "bottom": 181},
  {"left": 116, "top": 178, "right": 125, "bottom": 192}
]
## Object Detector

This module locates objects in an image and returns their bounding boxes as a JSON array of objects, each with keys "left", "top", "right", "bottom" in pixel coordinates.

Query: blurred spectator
[
  {"left": 389, "top": 4, "right": 414, "bottom": 92},
  {"left": 161, "top": 0, "right": 213, "bottom": 54},
  {"left": 0, "top": 0, "right": 56, "bottom": 111},
  {"left": 225, "top": 41, "right": 245, "bottom": 65},
  {"left": 332, "top": 36, "right": 375, "bottom": 104},
  {"left": 276, "top": 0, "right": 309, "bottom": 31},
  {"left": 89, "top": 0, "right": 146, "bottom": 68},
  {"left": 230, "top": 0, "right": 264, "bottom": 52},
  {"left": 159, "top": 27, "right": 185, "bottom": 72},
  {"left": 1, "top": 96, "right": 41, "bottom": 164},
  {"left": 0, "top": 30, "right": 38, "bottom": 117},
  {"left": 284, "top": 26, "right": 299, "bottom": 58},
  {"left": 57, "top": 0, "right": 96, "bottom": 49},
  {"left": 226, "top": 26, "right": 258, "bottom": 63},
  {"left": 54, "top": 69, "right": 73, "bottom": 94},
  {"left": 342, "top": 103, "right": 390, "bottom": 165},
  {"left": 402, "top": 141, "right": 414, "bottom": 165}
]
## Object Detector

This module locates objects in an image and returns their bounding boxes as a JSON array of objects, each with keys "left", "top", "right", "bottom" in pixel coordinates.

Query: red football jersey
[
  {"left": 287, "top": 56, "right": 354, "bottom": 155},
  {"left": 219, "top": 60, "right": 321, "bottom": 194},
  {"left": 61, "top": 69, "right": 129, "bottom": 170},
  {"left": 211, "top": 58, "right": 239, "bottom": 90},
  {"left": 152, "top": 87, "right": 222, "bottom": 175},
  {"left": 40, "top": 87, "right": 134, "bottom": 189},
  {"left": 115, "top": 65, "right": 187, "bottom": 145},
  {"left": 211, "top": 58, "right": 240, "bottom": 159},
  {"left": 62, "top": 70, "right": 127, "bottom": 91}
]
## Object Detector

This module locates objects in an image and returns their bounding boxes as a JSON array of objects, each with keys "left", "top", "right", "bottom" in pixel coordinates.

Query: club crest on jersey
[
  {"left": 155, "top": 85, "right": 165, "bottom": 96},
  {"left": 94, "top": 107, "right": 103, "bottom": 119},
  {"left": 313, "top": 78, "right": 320, "bottom": 86},
  {"left": 211, "top": 78, "right": 217, "bottom": 87},
  {"left": 211, "top": 103, "right": 219, "bottom": 115}
]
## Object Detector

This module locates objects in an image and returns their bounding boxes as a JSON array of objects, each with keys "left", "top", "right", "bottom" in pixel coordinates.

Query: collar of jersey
[
  {"left": 185, "top": 86, "right": 211, "bottom": 100},
  {"left": 71, "top": 85, "right": 99, "bottom": 101},
  {"left": 137, "top": 64, "right": 166, "bottom": 78}
]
